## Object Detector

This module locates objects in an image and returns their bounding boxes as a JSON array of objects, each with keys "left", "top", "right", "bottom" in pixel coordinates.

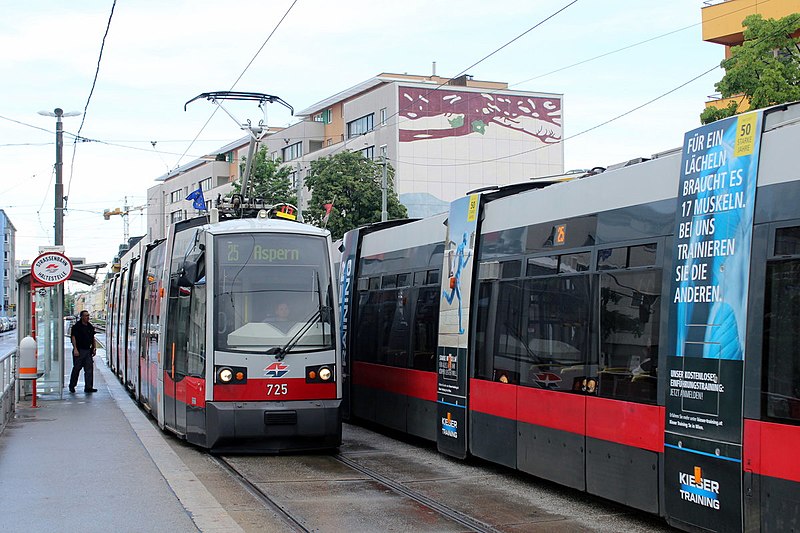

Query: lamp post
[
  {"left": 37, "top": 107, "right": 79, "bottom": 399},
  {"left": 38, "top": 108, "right": 80, "bottom": 246}
]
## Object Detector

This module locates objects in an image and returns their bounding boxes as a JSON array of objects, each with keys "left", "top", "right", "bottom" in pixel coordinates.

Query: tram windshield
[{"left": 213, "top": 233, "right": 334, "bottom": 353}]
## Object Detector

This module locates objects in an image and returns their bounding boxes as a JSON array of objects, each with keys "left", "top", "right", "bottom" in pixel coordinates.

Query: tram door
[
  {"left": 163, "top": 226, "right": 204, "bottom": 436},
  {"left": 470, "top": 267, "right": 593, "bottom": 490},
  {"left": 163, "top": 274, "right": 189, "bottom": 434},
  {"left": 126, "top": 257, "right": 141, "bottom": 393}
]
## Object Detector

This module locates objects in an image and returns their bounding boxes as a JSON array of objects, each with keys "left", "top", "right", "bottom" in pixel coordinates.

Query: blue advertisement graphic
[
  {"left": 671, "top": 112, "right": 762, "bottom": 361},
  {"left": 437, "top": 194, "right": 480, "bottom": 459},
  {"left": 664, "top": 111, "right": 763, "bottom": 531}
]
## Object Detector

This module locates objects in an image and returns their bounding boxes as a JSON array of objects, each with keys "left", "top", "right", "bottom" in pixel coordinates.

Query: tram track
[
  {"left": 213, "top": 451, "right": 503, "bottom": 533},
  {"left": 332, "top": 453, "right": 503, "bottom": 533},
  {"left": 210, "top": 454, "right": 312, "bottom": 533}
]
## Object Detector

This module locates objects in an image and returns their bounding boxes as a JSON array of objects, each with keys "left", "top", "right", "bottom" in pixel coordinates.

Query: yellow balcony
[
  {"left": 702, "top": 0, "right": 799, "bottom": 45},
  {"left": 704, "top": 94, "right": 751, "bottom": 112}
]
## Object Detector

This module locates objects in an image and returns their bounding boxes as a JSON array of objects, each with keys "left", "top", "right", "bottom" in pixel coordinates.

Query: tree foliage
[
  {"left": 232, "top": 146, "right": 297, "bottom": 205},
  {"left": 701, "top": 13, "right": 800, "bottom": 124},
  {"left": 303, "top": 150, "right": 408, "bottom": 240}
]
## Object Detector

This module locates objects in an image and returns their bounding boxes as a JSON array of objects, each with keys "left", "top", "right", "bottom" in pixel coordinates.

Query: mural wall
[{"left": 396, "top": 86, "right": 563, "bottom": 214}]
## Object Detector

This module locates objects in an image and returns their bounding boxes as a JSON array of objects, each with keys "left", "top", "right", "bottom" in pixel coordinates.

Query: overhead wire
[
  {"left": 66, "top": 0, "right": 118, "bottom": 203},
  {"left": 508, "top": 0, "right": 774, "bottom": 87},
  {"left": 173, "top": 0, "right": 299, "bottom": 172},
  {"left": 336, "top": 0, "right": 771, "bottom": 168},
  {"left": 337, "top": 0, "right": 579, "bottom": 155}
]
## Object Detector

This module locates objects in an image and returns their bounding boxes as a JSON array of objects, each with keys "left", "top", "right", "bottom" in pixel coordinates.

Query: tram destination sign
[
  {"left": 664, "top": 109, "right": 764, "bottom": 532},
  {"left": 31, "top": 251, "right": 73, "bottom": 286}
]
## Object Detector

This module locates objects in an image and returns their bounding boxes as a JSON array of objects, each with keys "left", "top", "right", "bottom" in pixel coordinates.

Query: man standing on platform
[{"left": 69, "top": 310, "right": 97, "bottom": 393}]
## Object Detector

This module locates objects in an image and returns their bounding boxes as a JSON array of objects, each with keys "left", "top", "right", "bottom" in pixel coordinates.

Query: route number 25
[{"left": 267, "top": 383, "right": 288, "bottom": 396}]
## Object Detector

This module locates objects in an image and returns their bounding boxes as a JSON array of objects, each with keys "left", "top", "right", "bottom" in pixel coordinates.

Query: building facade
[
  {"left": 146, "top": 73, "right": 563, "bottom": 238},
  {"left": 702, "top": 0, "right": 800, "bottom": 113},
  {"left": 146, "top": 138, "right": 248, "bottom": 241},
  {"left": 273, "top": 73, "right": 563, "bottom": 217},
  {"left": 0, "top": 211, "right": 16, "bottom": 317}
]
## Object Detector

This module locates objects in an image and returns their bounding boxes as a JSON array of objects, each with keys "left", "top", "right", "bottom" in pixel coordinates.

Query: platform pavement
[{"left": 0, "top": 345, "right": 244, "bottom": 533}]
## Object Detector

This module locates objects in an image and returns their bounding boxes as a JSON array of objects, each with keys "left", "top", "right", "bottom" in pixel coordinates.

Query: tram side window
[
  {"left": 493, "top": 281, "right": 524, "bottom": 384},
  {"left": 377, "top": 288, "right": 410, "bottom": 368},
  {"left": 166, "top": 278, "right": 192, "bottom": 378},
  {"left": 411, "top": 285, "right": 439, "bottom": 371},
  {"left": 354, "top": 290, "right": 380, "bottom": 362},
  {"left": 520, "top": 276, "right": 590, "bottom": 392},
  {"left": 774, "top": 226, "right": 800, "bottom": 256},
  {"left": 598, "top": 270, "right": 661, "bottom": 404},
  {"left": 763, "top": 259, "right": 800, "bottom": 422},
  {"left": 527, "top": 255, "right": 557, "bottom": 276},
  {"left": 186, "top": 280, "right": 206, "bottom": 377},
  {"left": 474, "top": 282, "right": 494, "bottom": 381}
]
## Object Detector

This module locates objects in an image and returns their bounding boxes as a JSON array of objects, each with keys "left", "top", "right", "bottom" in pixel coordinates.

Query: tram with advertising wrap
[
  {"left": 106, "top": 199, "right": 341, "bottom": 452},
  {"left": 339, "top": 102, "right": 800, "bottom": 531}
]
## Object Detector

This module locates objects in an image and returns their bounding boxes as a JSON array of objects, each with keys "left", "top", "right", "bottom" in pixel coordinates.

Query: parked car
[{"left": 0, "top": 317, "right": 10, "bottom": 332}]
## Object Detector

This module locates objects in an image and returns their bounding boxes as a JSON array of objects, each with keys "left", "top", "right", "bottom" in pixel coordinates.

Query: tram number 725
[{"left": 266, "top": 383, "right": 289, "bottom": 396}]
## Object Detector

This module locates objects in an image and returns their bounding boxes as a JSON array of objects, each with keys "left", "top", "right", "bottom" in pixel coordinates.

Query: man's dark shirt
[{"left": 71, "top": 321, "right": 96, "bottom": 350}]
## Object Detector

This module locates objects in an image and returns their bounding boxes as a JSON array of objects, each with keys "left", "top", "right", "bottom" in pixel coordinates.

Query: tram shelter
[{"left": 16, "top": 262, "right": 105, "bottom": 400}]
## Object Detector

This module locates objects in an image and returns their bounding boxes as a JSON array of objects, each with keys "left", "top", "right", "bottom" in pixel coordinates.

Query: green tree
[
  {"left": 233, "top": 146, "right": 297, "bottom": 205},
  {"left": 701, "top": 13, "right": 800, "bottom": 124},
  {"left": 303, "top": 151, "right": 408, "bottom": 240}
]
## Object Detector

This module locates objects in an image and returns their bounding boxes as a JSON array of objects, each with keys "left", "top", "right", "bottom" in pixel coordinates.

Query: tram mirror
[{"left": 179, "top": 258, "right": 203, "bottom": 286}]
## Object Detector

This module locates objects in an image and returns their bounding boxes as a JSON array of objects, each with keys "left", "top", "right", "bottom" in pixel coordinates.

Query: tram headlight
[
  {"left": 306, "top": 364, "right": 335, "bottom": 383},
  {"left": 215, "top": 365, "right": 247, "bottom": 384},
  {"left": 257, "top": 209, "right": 269, "bottom": 219},
  {"left": 218, "top": 367, "right": 233, "bottom": 383}
]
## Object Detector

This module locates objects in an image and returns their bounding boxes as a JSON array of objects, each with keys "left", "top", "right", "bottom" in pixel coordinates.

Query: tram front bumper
[{"left": 204, "top": 399, "right": 342, "bottom": 453}]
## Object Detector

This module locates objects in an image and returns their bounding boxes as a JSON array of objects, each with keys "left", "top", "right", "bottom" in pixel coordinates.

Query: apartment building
[
  {"left": 0, "top": 210, "right": 16, "bottom": 317},
  {"left": 702, "top": 0, "right": 800, "bottom": 113},
  {"left": 147, "top": 72, "right": 563, "bottom": 239},
  {"left": 146, "top": 137, "right": 248, "bottom": 241}
]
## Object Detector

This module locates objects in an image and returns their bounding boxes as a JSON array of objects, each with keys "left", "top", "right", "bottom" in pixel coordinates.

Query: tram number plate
[{"left": 266, "top": 383, "right": 288, "bottom": 396}]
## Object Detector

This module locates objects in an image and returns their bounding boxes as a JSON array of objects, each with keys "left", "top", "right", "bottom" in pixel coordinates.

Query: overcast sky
[{"left": 0, "top": 0, "right": 726, "bottom": 279}]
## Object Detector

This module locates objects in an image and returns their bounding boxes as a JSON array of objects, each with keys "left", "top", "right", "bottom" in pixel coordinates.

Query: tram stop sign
[{"left": 31, "top": 252, "right": 73, "bottom": 286}]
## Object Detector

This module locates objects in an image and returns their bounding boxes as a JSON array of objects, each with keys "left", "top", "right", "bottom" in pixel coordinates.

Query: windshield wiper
[{"left": 265, "top": 305, "right": 331, "bottom": 361}]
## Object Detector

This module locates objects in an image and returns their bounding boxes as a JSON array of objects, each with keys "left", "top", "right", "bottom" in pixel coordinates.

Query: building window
[
  {"left": 347, "top": 114, "right": 374, "bottom": 139},
  {"left": 199, "top": 177, "right": 212, "bottom": 191},
  {"left": 288, "top": 171, "right": 298, "bottom": 189},
  {"left": 361, "top": 146, "right": 375, "bottom": 160},
  {"left": 380, "top": 108, "right": 387, "bottom": 125},
  {"left": 282, "top": 142, "right": 302, "bottom": 161},
  {"left": 170, "top": 210, "right": 183, "bottom": 223},
  {"left": 314, "top": 109, "right": 332, "bottom": 124},
  {"left": 170, "top": 190, "right": 182, "bottom": 203}
]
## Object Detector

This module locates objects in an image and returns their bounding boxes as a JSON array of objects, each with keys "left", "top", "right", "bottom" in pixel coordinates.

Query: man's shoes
[
  {"left": 68, "top": 386, "right": 75, "bottom": 393},
  {"left": 85, "top": 388, "right": 98, "bottom": 393}
]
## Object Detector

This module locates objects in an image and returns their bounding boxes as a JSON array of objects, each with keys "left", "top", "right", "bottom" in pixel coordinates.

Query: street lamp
[{"left": 38, "top": 108, "right": 81, "bottom": 246}]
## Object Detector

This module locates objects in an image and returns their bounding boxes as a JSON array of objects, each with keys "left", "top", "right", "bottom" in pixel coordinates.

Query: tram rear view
[{"left": 160, "top": 207, "right": 342, "bottom": 453}]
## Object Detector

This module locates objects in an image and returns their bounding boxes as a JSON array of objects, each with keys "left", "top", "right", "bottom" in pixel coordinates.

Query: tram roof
[{"left": 204, "top": 216, "right": 330, "bottom": 238}]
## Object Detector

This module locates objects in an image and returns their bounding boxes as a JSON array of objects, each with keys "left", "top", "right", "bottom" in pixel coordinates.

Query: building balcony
[
  {"left": 704, "top": 93, "right": 750, "bottom": 112},
  {"left": 702, "top": 0, "right": 799, "bottom": 46}
]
